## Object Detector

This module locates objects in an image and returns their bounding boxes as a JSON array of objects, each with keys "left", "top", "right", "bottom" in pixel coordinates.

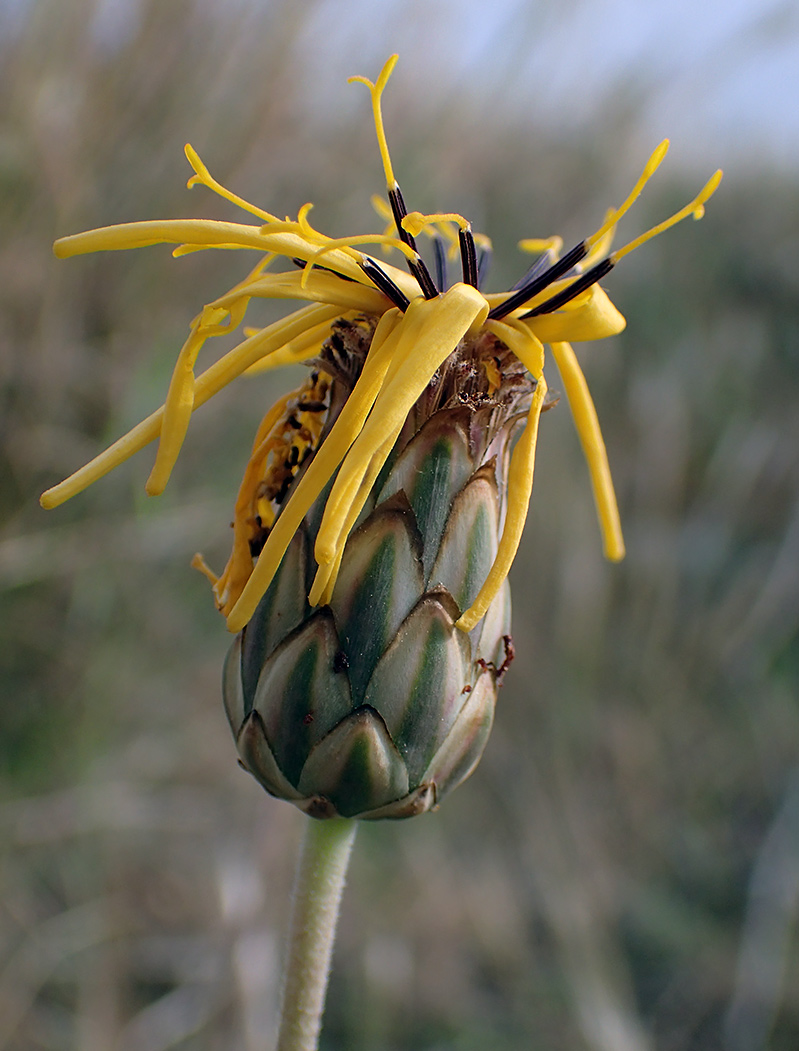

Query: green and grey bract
[{"left": 223, "top": 316, "right": 534, "bottom": 820}]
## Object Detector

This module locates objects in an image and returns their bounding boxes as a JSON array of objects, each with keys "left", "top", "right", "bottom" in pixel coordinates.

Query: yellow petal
[
  {"left": 314, "top": 283, "right": 489, "bottom": 565},
  {"left": 457, "top": 377, "right": 548, "bottom": 632},
  {"left": 40, "top": 304, "right": 339, "bottom": 509},
  {"left": 225, "top": 309, "right": 405, "bottom": 632},
  {"left": 525, "top": 284, "right": 626, "bottom": 343},
  {"left": 549, "top": 341, "right": 625, "bottom": 561}
]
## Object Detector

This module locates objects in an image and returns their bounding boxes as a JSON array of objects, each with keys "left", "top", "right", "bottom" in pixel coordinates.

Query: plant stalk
[{"left": 276, "top": 816, "right": 358, "bottom": 1051}]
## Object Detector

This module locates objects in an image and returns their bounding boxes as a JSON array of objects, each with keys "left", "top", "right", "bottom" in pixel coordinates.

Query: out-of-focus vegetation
[{"left": 1, "top": 2, "right": 798, "bottom": 1049}]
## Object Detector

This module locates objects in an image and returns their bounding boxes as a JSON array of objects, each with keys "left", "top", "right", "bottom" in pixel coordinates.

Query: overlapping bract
[
  {"left": 40, "top": 55, "right": 720, "bottom": 819},
  {"left": 223, "top": 319, "right": 526, "bottom": 817}
]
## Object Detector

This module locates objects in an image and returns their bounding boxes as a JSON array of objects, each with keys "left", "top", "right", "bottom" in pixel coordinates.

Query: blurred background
[{"left": 1, "top": 0, "right": 798, "bottom": 1048}]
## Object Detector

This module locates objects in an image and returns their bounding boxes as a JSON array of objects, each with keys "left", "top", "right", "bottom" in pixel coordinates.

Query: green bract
[{"left": 222, "top": 316, "right": 531, "bottom": 819}]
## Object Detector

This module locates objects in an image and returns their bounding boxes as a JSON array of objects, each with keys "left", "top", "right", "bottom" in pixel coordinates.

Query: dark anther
[
  {"left": 459, "top": 227, "right": 479, "bottom": 288},
  {"left": 409, "top": 253, "right": 439, "bottom": 300},
  {"left": 476, "top": 245, "right": 491, "bottom": 290},
  {"left": 286, "top": 414, "right": 301, "bottom": 430},
  {"left": 290, "top": 258, "right": 355, "bottom": 282},
  {"left": 297, "top": 400, "right": 327, "bottom": 412},
  {"left": 388, "top": 184, "right": 439, "bottom": 299},
  {"left": 359, "top": 257, "right": 411, "bottom": 311},
  {"left": 522, "top": 257, "right": 615, "bottom": 318},
  {"left": 433, "top": 235, "right": 447, "bottom": 292},
  {"left": 329, "top": 330, "right": 346, "bottom": 354},
  {"left": 275, "top": 475, "right": 292, "bottom": 504},
  {"left": 333, "top": 650, "right": 350, "bottom": 673},
  {"left": 249, "top": 532, "right": 268, "bottom": 557},
  {"left": 388, "top": 184, "right": 415, "bottom": 248},
  {"left": 288, "top": 445, "right": 300, "bottom": 467},
  {"left": 488, "top": 241, "right": 589, "bottom": 320},
  {"left": 510, "top": 248, "right": 558, "bottom": 291}
]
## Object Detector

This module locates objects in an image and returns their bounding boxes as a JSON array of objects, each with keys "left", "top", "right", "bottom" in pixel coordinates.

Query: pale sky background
[
  {"left": 4, "top": 0, "right": 795, "bottom": 176},
  {"left": 291, "top": 0, "right": 799, "bottom": 175}
]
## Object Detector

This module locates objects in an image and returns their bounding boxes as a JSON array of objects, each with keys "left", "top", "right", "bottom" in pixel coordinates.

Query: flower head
[{"left": 42, "top": 57, "right": 720, "bottom": 817}]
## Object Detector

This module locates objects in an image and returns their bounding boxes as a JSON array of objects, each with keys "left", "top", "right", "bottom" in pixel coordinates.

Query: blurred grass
[{"left": 1, "top": 1, "right": 798, "bottom": 1049}]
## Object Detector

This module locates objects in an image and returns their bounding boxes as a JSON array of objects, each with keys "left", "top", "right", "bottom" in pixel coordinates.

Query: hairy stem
[{"left": 276, "top": 817, "right": 358, "bottom": 1051}]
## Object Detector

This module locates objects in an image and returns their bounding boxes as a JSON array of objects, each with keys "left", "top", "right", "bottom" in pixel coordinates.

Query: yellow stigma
[
  {"left": 402, "top": 211, "right": 470, "bottom": 238},
  {"left": 612, "top": 169, "right": 724, "bottom": 263},
  {"left": 587, "top": 139, "right": 670, "bottom": 250},
  {"left": 184, "top": 143, "right": 281, "bottom": 224},
  {"left": 348, "top": 53, "right": 400, "bottom": 189}
]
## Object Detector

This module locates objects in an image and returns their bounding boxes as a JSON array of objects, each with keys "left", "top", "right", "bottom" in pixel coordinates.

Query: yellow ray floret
[
  {"left": 42, "top": 53, "right": 721, "bottom": 644},
  {"left": 224, "top": 309, "right": 404, "bottom": 630},
  {"left": 348, "top": 54, "right": 399, "bottom": 189},
  {"left": 587, "top": 139, "right": 670, "bottom": 250},
  {"left": 226, "top": 284, "right": 488, "bottom": 631},
  {"left": 39, "top": 303, "right": 341, "bottom": 508},
  {"left": 612, "top": 169, "right": 723, "bottom": 262},
  {"left": 549, "top": 341, "right": 624, "bottom": 561},
  {"left": 457, "top": 377, "right": 548, "bottom": 633}
]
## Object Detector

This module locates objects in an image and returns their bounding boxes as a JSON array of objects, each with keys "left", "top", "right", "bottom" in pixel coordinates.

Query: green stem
[{"left": 276, "top": 817, "right": 358, "bottom": 1051}]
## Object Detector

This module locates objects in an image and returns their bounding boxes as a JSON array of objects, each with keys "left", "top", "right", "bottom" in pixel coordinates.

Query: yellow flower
[{"left": 41, "top": 54, "right": 721, "bottom": 638}]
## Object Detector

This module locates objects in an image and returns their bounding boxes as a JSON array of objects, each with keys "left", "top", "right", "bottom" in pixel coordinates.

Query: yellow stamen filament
[
  {"left": 587, "top": 139, "right": 670, "bottom": 249},
  {"left": 549, "top": 341, "right": 625, "bottom": 561},
  {"left": 457, "top": 376, "right": 548, "bottom": 633},
  {"left": 348, "top": 54, "right": 399, "bottom": 189},
  {"left": 612, "top": 169, "right": 723, "bottom": 263},
  {"left": 184, "top": 144, "right": 281, "bottom": 224}
]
